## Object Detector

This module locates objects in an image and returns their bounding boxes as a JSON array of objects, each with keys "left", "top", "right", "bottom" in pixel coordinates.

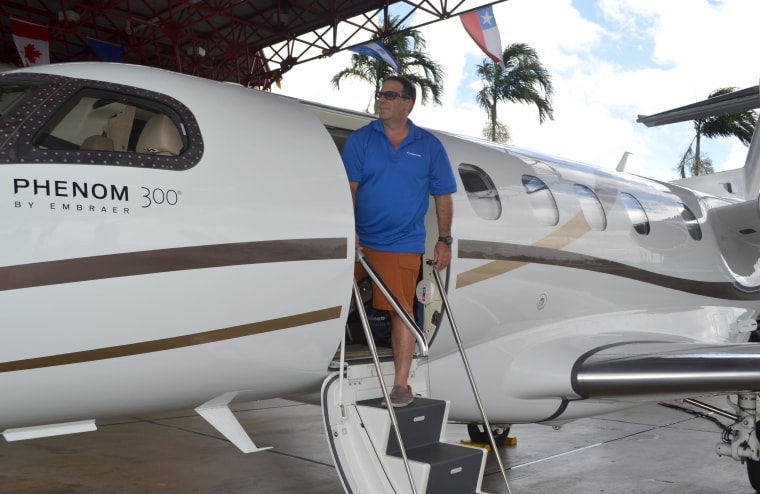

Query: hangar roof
[{"left": 1, "top": 1, "right": 504, "bottom": 88}]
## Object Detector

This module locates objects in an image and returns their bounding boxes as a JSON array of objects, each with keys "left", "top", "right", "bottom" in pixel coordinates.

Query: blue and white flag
[
  {"left": 86, "top": 37, "right": 122, "bottom": 62},
  {"left": 349, "top": 39, "right": 402, "bottom": 74}
]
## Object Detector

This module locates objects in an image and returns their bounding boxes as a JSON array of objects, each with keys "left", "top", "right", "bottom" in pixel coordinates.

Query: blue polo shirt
[{"left": 341, "top": 119, "right": 457, "bottom": 253}]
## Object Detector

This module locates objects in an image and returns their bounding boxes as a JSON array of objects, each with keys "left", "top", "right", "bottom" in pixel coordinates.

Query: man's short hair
[{"left": 383, "top": 75, "right": 416, "bottom": 110}]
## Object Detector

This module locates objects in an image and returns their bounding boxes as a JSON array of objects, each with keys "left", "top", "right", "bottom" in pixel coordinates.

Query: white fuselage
[{"left": 1, "top": 63, "right": 758, "bottom": 431}]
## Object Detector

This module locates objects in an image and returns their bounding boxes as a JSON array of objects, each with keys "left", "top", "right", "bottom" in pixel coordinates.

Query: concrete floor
[{"left": 0, "top": 396, "right": 756, "bottom": 493}]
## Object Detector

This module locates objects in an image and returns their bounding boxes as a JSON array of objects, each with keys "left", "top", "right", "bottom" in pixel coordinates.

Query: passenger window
[
  {"left": 574, "top": 184, "right": 607, "bottom": 231},
  {"left": 458, "top": 164, "right": 501, "bottom": 220},
  {"left": 678, "top": 202, "right": 702, "bottom": 241},
  {"left": 621, "top": 192, "right": 650, "bottom": 235},
  {"left": 33, "top": 89, "right": 185, "bottom": 156},
  {"left": 522, "top": 175, "right": 558, "bottom": 226}
]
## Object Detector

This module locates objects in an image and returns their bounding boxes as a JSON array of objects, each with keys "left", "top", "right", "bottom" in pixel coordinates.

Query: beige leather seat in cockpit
[
  {"left": 136, "top": 114, "right": 183, "bottom": 156},
  {"left": 80, "top": 134, "right": 115, "bottom": 151}
]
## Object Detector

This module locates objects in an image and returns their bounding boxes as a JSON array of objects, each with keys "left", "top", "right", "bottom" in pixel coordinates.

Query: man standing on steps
[{"left": 341, "top": 74, "right": 457, "bottom": 407}]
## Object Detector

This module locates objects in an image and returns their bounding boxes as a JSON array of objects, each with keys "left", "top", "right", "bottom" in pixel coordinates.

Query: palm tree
[
  {"left": 677, "top": 87, "right": 757, "bottom": 178},
  {"left": 331, "top": 16, "right": 444, "bottom": 112},
  {"left": 476, "top": 43, "right": 554, "bottom": 143}
]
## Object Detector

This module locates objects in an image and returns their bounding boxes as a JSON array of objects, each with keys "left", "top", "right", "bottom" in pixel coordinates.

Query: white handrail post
[
  {"left": 352, "top": 265, "right": 418, "bottom": 494},
  {"left": 430, "top": 263, "right": 513, "bottom": 494}
]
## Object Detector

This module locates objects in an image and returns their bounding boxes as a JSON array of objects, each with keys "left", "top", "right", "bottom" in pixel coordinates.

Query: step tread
[
  {"left": 393, "top": 442, "right": 484, "bottom": 464},
  {"left": 382, "top": 399, "right": 447, "bottom": 453},
  {"left": 396, "top": 443, "right": 484, "bottom": 494},
  {"left": 356, "top": 396, "right": 443, "bottom": 409}
]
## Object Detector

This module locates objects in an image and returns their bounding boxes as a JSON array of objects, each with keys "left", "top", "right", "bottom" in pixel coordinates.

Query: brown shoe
[{"left": 382, "top": 385, "right": 413, "bottom": 408}]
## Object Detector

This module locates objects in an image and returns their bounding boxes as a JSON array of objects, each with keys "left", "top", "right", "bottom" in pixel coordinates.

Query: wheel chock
[{"left": 459, "top": 436, "right": 517, "bottom": 451}]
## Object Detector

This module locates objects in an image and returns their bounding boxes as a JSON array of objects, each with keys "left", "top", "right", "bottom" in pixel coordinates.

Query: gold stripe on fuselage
[
  {"left": 457, "top": 212, "right": 591, "bottom": 288},
  {"left": 0, "top": 306, "right": 342, "bottom": 373}
]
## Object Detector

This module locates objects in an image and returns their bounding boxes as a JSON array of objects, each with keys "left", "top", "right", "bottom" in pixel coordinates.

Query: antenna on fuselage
[{"left": 616, "top": 151, "right": 632, "bottom": 172}]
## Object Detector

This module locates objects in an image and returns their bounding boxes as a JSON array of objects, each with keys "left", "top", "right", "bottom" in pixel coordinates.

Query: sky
[{"left": 273, "top": 0, "right": 759, "bottom": 182}]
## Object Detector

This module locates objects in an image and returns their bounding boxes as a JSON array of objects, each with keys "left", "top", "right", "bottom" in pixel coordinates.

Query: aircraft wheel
[
  {"left": 467, "top": 424, "right": 511, "bottom": 446},
  {"left": 748, "top": 427, "right": 760, "bottom": 492},
  {"left": 750, "top": 328, "right": 760, "bottom": 343},
  {"left": 747, "top": 458, "right": 760, "bottom": 492}
]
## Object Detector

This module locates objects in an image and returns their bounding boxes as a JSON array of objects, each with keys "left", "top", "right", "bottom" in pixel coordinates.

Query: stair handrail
[
  {"left": 430, "top": 262, "right": 513, "bottom": 494},
  {"left": 356, "top": 250, "right": 429, "bottom": 356},
  {"left": 352, "top": 278, "right": 418, "bottom": 494}
]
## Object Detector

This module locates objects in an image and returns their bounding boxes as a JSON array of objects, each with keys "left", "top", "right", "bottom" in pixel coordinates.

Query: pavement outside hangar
[{"left": 0, "top": 395, "right": 755, "bottom": 493}]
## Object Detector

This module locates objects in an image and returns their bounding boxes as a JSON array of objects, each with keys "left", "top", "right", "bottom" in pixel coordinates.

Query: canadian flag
[
  {"left": 460, "top": 6, "right": 504, "bottom": 68},
  {"left": 11, "top": 17, "right": 50, "bottom": 66}
]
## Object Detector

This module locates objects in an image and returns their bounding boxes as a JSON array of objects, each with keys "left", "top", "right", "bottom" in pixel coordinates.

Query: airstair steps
[
  {"left": 323, "top": 262, "right": 504, "bottom": 493},
  {"left": 355, "top": 397, "right": 487, "bottom": 494}
]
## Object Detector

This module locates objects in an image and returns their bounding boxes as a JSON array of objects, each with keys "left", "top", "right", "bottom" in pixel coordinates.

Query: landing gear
[
  {"left": 748, "top": 418, "right": 760, "bottom": 492},
  {"left": 750, "top": 329, "right": 760, "bottom": 342},
  {"left": 707, "top": 393, "right": 760, "bottom": 492},
  {"left": 686, "top": 394, "right": 760, "bottom": 491},
  {"left": 467, "top": 423, "right": 511, "bottom": 446},
  {"left": 748, "top": 448, "right": 760, "bottom": 492}
]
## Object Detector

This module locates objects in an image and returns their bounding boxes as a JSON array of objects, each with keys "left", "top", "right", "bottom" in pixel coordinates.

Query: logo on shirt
[{"left": 406, "top": 151, "right": 422, "bottom": 158}]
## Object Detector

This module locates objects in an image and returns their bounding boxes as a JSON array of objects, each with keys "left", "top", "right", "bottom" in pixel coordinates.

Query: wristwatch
[{"left": 437, "top": 236, "right": 453, "bottom": 245}]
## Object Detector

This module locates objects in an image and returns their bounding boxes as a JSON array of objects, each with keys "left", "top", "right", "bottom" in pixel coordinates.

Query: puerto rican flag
[
  {"left": 10, "top": 17, "right": 50, "bottom": 66},
  {"left": 460, "top": 6, "right": 504, "bottom": 68}
]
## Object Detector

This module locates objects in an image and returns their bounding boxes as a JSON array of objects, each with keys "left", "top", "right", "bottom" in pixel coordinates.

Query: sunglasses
[{"left": 375, "top": 90, "right": 411, "bottom": 101}]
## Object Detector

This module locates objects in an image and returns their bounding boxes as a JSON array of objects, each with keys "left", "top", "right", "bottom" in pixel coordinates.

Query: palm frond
[
  {"left": 331, "top": 15, "right": 445, "bottom": 109},
  {"left": 677, "top": 87, "right": 758, "bottom": 176},
  {"left": 475, "top": 42, "right": 555, "bottom": 141}
]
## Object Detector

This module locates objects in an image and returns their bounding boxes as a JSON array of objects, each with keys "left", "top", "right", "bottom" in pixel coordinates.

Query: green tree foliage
[
  {"left": 677, "top": 87, "right": 757, "bottom": 178},
  {"left": 331, "top": 16, "right": 444, "bottom": 112},
  {"left": 476, "top": 43, "right": 554, "bottom": 143}
]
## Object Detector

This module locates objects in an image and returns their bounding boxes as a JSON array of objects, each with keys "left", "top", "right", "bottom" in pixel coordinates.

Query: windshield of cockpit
[{"left": 0, "top": 82, "right": 38, "bottom": 117}]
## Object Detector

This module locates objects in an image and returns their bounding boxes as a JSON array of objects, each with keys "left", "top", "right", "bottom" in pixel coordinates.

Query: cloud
[{"left": 275, "top": 0, "right": 759, "bottom": 182}]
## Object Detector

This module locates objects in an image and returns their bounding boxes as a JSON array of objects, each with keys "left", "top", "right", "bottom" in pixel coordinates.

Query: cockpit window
[
  {"left": 0, "top": 74, "right": 201, "bottom": 169},
  {"left": 621, "top": 192, "right": 650, "bottom": 235},
  {"left": 34, "top": 89, "right": 185, "bottom": 156},
  {"left": 522, "top": 175, "right": 559, "bottom": 226},
  {"left": 459, "top": 163, "right": 502, "bottom": 220},
  {"left": 0, "top": 82, "right": 38, "bottom": 117}
]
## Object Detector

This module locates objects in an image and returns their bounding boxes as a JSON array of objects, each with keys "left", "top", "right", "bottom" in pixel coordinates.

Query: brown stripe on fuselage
[
  {"left": 456, "top": 212, "right": 590, "bottom": 288},
  {"left": 0, "top": 238, "right": 348, "bottom": 292},
  {"left": 457, "top": 239, "right": 760, "bottom": 301},
  {"left": 0, "top": 306, "right": 342, "bottom": 372}
]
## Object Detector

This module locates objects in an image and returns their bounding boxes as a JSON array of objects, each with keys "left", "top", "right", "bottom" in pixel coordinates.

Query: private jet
[{"left": 2, "top": 62, "right": 760, "bottom": 493}]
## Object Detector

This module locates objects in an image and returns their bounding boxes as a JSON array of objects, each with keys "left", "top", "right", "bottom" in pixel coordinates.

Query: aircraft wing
[
  {"left": 637, "top": 84, "right": 760, "bottom": 198},
  {"left": 573, "top": 341, "right": 760, "bottom": 399},
  {"left": 637, "top": 85, "right": 760, "bottom": 127}
]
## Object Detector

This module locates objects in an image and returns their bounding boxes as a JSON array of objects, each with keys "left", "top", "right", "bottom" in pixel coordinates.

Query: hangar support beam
[{"left": 0, "top": 0, "right": 507, "bottom": 89}]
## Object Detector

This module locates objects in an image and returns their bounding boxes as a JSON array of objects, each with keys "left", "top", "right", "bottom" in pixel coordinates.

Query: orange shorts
[{"left": 355, "top": 247, "right": 421, "bottom": 313}]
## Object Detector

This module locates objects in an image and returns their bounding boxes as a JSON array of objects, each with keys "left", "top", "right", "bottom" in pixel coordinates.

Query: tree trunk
[
  {"left": 694, "top": 132, "right": 702, "bottom": 176},
  {"left": 490, "top": 101, "right": 497, "bottom": 141}
]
